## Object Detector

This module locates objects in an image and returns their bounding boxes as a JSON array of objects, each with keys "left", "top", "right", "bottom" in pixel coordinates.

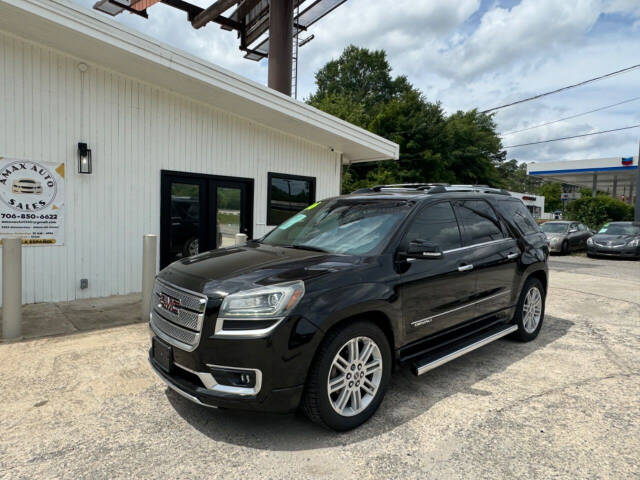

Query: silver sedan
[{"left": 540, "top": 221, "right": 593, "bottom": 254}]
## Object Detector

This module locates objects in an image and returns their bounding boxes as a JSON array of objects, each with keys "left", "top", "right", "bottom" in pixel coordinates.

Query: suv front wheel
[{"left": 302, "top": 321, "right": 391, "bottom": 431}]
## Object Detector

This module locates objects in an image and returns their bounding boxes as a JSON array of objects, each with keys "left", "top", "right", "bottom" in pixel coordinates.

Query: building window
[{"left": 267, "top": 172, "right": 316, "bottom": 225}]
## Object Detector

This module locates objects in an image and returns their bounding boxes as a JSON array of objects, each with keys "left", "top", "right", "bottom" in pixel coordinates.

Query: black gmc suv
[{"left": 149, "top": 184, "right": 549, "bottom": 431}]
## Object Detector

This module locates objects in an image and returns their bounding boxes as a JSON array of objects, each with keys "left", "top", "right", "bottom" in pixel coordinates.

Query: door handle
[
  {"left": 507, "top": 252, "right": 520, "bottom": 260},
  {"left": 458, "top": 264, "right": 473, "bottom": 272}
]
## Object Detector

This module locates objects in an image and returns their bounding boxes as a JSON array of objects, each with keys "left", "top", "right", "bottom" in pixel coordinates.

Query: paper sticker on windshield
[
  {"left": 305, "top": 202, "right": 321, "bottom": 211},
  {"left": 278, "top": 213, "right": 306, "bottom": 230}
]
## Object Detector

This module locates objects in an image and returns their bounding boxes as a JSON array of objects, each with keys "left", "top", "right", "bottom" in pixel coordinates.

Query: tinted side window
[
  {"left": 404, "top": 202, "right": 462, "bottom": 251},
  {"left": 455, "top": 200, "right": 505, "bottom": 245},
  {"left": 497, "top": 199, "right": 540, "bottom": 235}
]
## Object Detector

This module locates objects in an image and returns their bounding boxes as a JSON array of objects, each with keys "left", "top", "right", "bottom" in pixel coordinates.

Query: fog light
[{"left": 209, "top": 366, "right": 256, "bottom": 388}]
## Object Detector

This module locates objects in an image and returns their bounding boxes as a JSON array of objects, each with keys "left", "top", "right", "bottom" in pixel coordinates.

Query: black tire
[
  {"left": 301, "top": 321, "right": 392, "bottom": 431},
  {"left": 511, "top": 277, "right": 545, "bottom": 342},
  {"left": 561, "top": 240, "right": 569, "bottom": 255}
]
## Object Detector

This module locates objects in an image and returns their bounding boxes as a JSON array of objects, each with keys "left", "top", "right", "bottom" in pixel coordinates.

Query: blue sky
[{"left": 72, "top": 0, "right": 640, "bottom": 164}]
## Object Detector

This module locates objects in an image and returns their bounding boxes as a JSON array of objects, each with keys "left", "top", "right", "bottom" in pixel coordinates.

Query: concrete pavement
[{"left": 0, "top": 259, "right": 638, "bottom": 479}]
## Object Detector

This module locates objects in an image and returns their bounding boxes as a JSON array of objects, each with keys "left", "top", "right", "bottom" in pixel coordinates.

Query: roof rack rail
[
  {"left": 351, "top": 183, "right": 448, "bottom": 194},
  {"left": 351, "top": 183, "right": 510, "bottom": 196},
  {"left": 429, "top": 185, "right": 511, "bottom": 195}
]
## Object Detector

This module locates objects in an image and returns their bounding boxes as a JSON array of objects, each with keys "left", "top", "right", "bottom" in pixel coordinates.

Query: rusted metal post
[{"left": 267, "top": 0, "right": 293, "bottom": 95}]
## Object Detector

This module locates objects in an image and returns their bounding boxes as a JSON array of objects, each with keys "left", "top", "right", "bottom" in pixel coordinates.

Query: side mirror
[
  {"left": 569, "top": 228, "right": 577, "bottom": 233},
  {"left": 404, "top": 240, "right": 443, "bottom": 260}
]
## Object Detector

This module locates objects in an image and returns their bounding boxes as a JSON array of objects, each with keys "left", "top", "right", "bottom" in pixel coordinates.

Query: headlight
[
  {"left": 627, "top": 238, "right": 640, "bottom": 247},
  {"left": 219, "top": 280, "right": 305, "bottom": 318},
  {"left": 550, "top": 237, "right": 562, "bottom": 245},
  {"left": 587, "top": 237, "right": 594, "bottom": 246}
]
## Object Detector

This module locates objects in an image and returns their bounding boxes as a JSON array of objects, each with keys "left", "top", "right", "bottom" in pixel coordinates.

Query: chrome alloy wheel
[
  {"left": 187, "top": 239, "right": 199, "bottom": 256},
  {"left": 522, "top": 286, "right": 542, "bottom": 333},
  {"left": 327, "top": 336, "right": 383, "bottom": 417}
]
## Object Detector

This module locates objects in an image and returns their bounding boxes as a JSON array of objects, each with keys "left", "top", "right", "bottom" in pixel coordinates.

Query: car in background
[
  {"left": 540, "top": 221, "right": 592, "bottom": 254},
  {"left": 587, "top": 222, "right": 640, "bottom": 259}
]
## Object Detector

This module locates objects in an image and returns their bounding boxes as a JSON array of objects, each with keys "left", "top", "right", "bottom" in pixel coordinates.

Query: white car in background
[{"left": 11, "top": 178, "right": 43, "bottom": 194}]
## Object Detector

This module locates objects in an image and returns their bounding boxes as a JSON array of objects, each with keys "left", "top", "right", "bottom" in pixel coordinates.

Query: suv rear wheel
[
  {"left": 301, "top": 321, "right": 391, "bottom": 431},
  {"left": 512, "top": 277, "right": 545, "bottom": 342}
]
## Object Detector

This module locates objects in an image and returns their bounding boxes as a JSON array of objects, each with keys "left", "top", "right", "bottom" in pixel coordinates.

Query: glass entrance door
[
  {"left": 160, "top": 171, "right": 253, "bottom": 268},
  {"left": 216, "top": 186, "right": 243, "bottom": 248}
]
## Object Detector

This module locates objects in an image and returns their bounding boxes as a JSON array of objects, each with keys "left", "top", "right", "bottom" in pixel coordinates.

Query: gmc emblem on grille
[{"left": 159, "top": 293, "right": 180, "bottom": 314}]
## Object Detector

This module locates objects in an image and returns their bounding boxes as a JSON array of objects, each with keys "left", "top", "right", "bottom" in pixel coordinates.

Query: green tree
[
  {"left": 538, "top": 182, "right": 563, "bottom": 212},
  {"left": 307, "top": 45, "right": 506, "bottom": 193},
  {"left": 494, "top": 159, "right": 541, "bottom": 192},
  {"left": 566, "top": 195, "right": 634, "bottom": 229}
]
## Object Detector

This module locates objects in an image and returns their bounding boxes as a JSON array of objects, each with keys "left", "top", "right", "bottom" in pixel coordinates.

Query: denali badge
[{"left": 159, "top": 293, "right": 180, "bottom": 314}]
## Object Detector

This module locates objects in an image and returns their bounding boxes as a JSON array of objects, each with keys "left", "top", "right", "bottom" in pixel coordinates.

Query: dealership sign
[{"left": 0, "top": 157, "right": 65, "bottom": 245}]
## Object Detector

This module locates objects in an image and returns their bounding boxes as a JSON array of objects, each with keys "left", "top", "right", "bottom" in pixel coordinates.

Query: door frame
[{"left": 160, "top": 170, "right": 254, "bottom": 268}]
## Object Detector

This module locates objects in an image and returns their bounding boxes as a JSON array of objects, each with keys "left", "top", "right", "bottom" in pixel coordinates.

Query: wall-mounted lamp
[{"left": 78, "top": 142, "right": 92, "bottom": 174}]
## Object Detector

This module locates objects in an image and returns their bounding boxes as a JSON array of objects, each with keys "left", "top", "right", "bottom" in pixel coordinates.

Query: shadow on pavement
[{"left": 166, "top": 316, "right": 573, "bottom": 451}]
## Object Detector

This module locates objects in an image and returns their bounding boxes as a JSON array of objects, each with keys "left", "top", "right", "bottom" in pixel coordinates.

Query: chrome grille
[
  {"left": 151, "top": 312, "right": 200, "bottom": 350},
  {"left": 153, "top": 279, "right": 207, "bottom": 313},
  {"left": 150, "top": 279, "right": 207, "bottom": 351},
  {"left": 595, "top": 240, "right": 625, "bottom": 247}
]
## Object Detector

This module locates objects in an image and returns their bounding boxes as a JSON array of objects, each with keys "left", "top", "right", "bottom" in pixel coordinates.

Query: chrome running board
[{"left": 412, "top": 324, "right": 518, "bottom": 376}]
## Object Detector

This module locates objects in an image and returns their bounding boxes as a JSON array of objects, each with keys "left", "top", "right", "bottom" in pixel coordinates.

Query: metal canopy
[
  {"left": 243, "top": 0, "right": 346, "bottom": 60},
  {"left": 527, "top": 157, "right": 637, "bottom": 193},
  {"left": 93, "top": 0, "right": 345, "bottom": 60},
  {"left": 528, "top": 157, "right": 639, "bottom": 220}
]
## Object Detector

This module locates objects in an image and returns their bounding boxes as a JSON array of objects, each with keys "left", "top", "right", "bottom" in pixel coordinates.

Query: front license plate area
[{"left": 153, "top": 337, "right": 173, "bottom": 372}]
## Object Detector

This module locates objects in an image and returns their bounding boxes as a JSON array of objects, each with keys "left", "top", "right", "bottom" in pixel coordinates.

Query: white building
[
  {"left": 508, "top": 191, "right": 546, "bottom": 219},
  {"left": 0, "top": 0, "right": 398, "bottom": 304}
]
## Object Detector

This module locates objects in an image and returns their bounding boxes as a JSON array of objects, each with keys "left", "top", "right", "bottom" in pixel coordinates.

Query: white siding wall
[{"left": 0, "top": 31, "right": 341, "bottom": 304}]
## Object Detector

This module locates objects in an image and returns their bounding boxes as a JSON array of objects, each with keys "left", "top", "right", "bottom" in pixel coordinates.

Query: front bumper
[
  {"left": 547, "top": 241, "right": 564, "bottom": 253},
  {"left": 587, "top": 245, "right": 640, "bottom": 258},
  {"left": 149, "top": 350, "right": 304, "bottom": 412}
]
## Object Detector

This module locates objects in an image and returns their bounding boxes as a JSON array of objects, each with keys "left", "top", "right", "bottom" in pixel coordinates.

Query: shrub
[{"left": 566, "top": 195, "right": 634, "bottom": 230}]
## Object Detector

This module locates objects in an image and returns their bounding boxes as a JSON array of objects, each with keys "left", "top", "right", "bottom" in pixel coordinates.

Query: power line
[
  {"left": 481, "top": 64, "right": 640, "bottom": 114},
  {"left": 503, "top": 124, "right": 640, "bottom": 149},
  {"left": 499, "top": 96, "right": 640, "bottom": 136}
]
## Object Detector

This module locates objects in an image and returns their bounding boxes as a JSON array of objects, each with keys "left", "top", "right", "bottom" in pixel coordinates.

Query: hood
[
  {"left": 158, "top": 242, "right": 361, "bottom": 297},
  {"left": 592, "top": 234, "right": 638, "bottom": 242}
]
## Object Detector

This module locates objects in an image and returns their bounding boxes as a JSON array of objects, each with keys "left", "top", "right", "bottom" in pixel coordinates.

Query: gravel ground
[{"left": 1, "top": 258, "right": 638, "bottom": 479}]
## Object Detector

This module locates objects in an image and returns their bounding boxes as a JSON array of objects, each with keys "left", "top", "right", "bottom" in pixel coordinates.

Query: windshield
[
  {"left": 540, "top": 223, "right": 569, "bottom": 233},
  {"left": 598, "top": 223, "right": 640, "bottom": 235},
  {"left": 261, "top": 199, "right": 412, "bottom": 255}
]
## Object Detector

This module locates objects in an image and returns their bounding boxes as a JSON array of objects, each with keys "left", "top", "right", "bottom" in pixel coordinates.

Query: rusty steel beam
[
  {"left": 130, "top": 0, "right": 161, "bottom": 10},
  {"left": 191, "top": 0, "right": 240, "bottom": 29}
]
